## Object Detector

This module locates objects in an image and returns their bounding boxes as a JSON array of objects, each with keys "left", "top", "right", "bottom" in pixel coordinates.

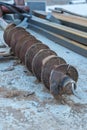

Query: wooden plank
[
  {"left": 52, "top": 11, "right": 87, "bottom": 24},
  {"left": 52, "top": 11, "right": 87, "bottom": 32},
  {"left": 28, "top": 23, "right": 87, "bottom": 57},
  {"left": 54, "top": 7, "right": 87, "bottom": 18},
  {"left": 29, "top": 16, "right": 87, "bottom": 46},
  {"left": 32, "top": 10, "right": 87, "bottom": 32},
  {"left": 32, "top": 10, "right": 47, "bottom": 19}
]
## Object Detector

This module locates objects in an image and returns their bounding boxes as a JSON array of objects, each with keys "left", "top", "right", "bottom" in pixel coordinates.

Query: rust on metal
[
  {"left": 10, "top": 30, "right": 29, "bottom": 52},
  {"left": 41, "top": 56, "right": 66, "bottom": 88},
  {"left": 3, "top": 23, "right": 16, "bottom": 45},
  {"left": 3, "top": 25, "right": 79, "bottom": 99},
  {"left": 19, "top": 37, "right": 40, "bottom": 63},
  {"left": 15, "top": 35, "right": 33, "bottom": 58},
  {"left": 14, "top": 35, "right": 33, "bottom": 57},
  {"left": 50, "top": 64, "right": 78, "bottom": 98},
  {"left": 25, "top": 43, "right": 49, "bottom": 72},
  {"left": 52, "top": 64, "right": 78, "bottom": 82},
  {"left": 6, "top": 27, "right": 25, "bottom": 46},
  {"left": 32, "top": 49, "right": 57, "bottom": 81}
]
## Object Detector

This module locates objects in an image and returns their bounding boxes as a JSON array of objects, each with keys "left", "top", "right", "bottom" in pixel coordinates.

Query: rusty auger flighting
[{"left": 3, "top": 23, "right": 78, "bottom": 99}]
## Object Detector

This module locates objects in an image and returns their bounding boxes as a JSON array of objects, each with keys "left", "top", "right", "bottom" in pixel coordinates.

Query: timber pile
[
  {"left": 52, "top": 8, "right": 87, "bottom": 32},
  {"left": 31, "top": 9, "right": 87, "bottom": 57}
]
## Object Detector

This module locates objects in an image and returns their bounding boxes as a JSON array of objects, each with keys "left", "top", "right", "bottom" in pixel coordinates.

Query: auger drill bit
[{"left": 3, "top": 24, "right": 79, "bottom": 99}]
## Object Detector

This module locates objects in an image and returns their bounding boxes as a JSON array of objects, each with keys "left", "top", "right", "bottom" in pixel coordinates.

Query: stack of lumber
[{"left": 29, "top": 9, "right": 87, "bottom": 57}]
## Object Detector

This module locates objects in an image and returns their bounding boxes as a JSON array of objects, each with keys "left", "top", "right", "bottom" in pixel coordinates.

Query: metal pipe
[{"left": 1, "top": 5, "right": 29, "bottom": 14}]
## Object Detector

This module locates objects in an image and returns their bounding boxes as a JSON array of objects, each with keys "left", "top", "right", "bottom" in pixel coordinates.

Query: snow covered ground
[
  {"left": 69, "top": 0, "right": 86, "bottom": 4},
  {"left": 0, "top": 2, "right": 87, "bottom": 130},
  {"left": 47, "top": 3, "right": 87, "bottom": 16},
  {"left": 0, "top": 26, "right": 87, "bottom": 130}
]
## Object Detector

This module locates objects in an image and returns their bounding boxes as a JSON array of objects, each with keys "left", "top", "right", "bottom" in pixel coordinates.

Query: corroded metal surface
[
  {"left": 32, "top": 49, "right": 57, "bottom": 81},
  {"left": 14, "top": 35, "right": 32, "bottom": 57},
  {"left": 19, "top": 37, "right": 40, "bottom": 63},
  {"left": 3, "top": 25, "right": 79, "bottom": 98},
  {"left": 6, "top": 27, "right": 25, "bottom": 46},
  {"left": 3, "top": 23, "right": 16, "bottom": 45},
  {"left": 25, "top": 43, "right": 49, "bottom": 72},
  {"left": 50, "top": 64, "right": 78, "bottom": 98},
  {"left": 52, "top": 64, "right": 78, "bottom": 82},
  {"left": 10, "top": 30, "right": 28, "bottom": 52},
  {"left": 41, "top": 56, "right": 66, "bottom": 88}
]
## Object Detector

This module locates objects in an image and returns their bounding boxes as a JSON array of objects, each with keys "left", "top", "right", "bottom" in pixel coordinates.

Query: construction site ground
[{"left": 0, "top": 1, "right": 87, "bottom": 130}]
